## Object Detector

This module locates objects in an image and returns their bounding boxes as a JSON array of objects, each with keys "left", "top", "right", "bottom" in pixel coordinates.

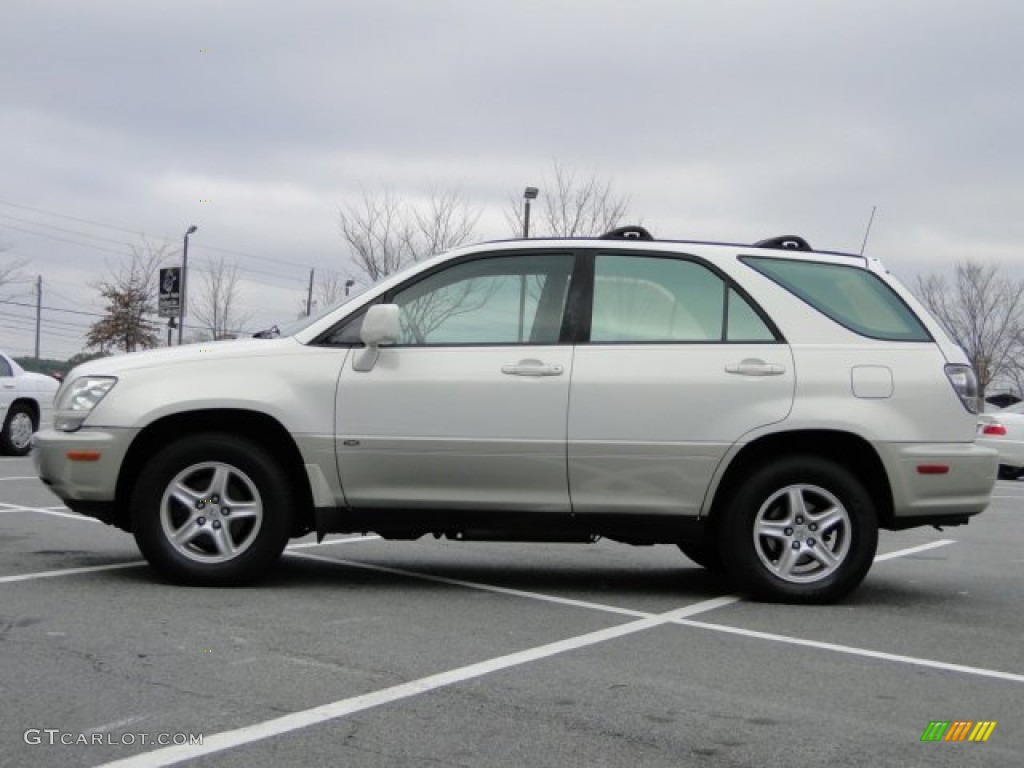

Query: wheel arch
[
  {"left": 8, "top": 397, "right": 40, "bottom": 424},
  {"left": 114, "top": 409, "right": 315, "bottom": 535},
  {"left": 705, "top": 429, "right": 895, "bottom": 529}
]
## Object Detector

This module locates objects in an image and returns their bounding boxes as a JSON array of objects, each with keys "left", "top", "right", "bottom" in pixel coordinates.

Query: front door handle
[
  {"left": 501, "top": 359, "right": 564, "bottom": 377},
  {"left": 725, "top": 358, "right": 785, "bottom": 376}
]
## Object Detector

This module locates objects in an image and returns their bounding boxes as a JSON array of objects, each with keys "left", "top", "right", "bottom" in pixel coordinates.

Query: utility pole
[
  {"left": 306, "top": 268, "right": 314, "bottom": 316},
  {"left": 34, "top": 275, "right": 41, "bottom": 359}
]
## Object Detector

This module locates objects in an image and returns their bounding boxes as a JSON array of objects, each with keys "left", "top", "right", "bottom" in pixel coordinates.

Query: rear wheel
[
  {"left": 719, "top": 456, "right": 878, "bottom": 604},
  {"left": 131, "top": 434, "right": 294, "bottom": 586},
  {"left": 1, "top": 403, "right": 36, "bottom": 456}
]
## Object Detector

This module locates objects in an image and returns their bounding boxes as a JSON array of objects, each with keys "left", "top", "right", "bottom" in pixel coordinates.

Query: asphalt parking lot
[{"left": 1, "top": 455, "right": 1021, "bottom": 768}]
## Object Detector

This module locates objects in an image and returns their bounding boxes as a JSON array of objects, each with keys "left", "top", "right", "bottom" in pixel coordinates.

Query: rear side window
[
  {"left": 743, "top": 257, "right": 931, "bottom": 341},
  {"left": 590, "top": 254, "right": 777, "bottom": 343}
]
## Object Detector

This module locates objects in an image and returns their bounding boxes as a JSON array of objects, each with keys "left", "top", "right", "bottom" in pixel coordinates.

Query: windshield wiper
[{"left": 252, "top": 325, "right": 280, "bottom": 339}]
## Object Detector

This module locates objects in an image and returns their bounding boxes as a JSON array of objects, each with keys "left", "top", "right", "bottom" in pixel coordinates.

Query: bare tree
[
  {"left": 916, "top": 260, "right": 1024, "bottom": 403},
  {"left": 191, "top": 255, "right": 252, "bottom": 339},
  {"left": 339, "top": 187, "right": 479, "bottom": 283},
  {"left": 86, "top": 241, "right": 170, "bottom": 353},
  {"left": 296, "top": 270, "right": 353, "bottom": 318},
  {"left": 505, "top": 160, "right": 631, "bottom": 238},
  {"left": 413, "top": 187, "right": 480, "bottom": 256}
]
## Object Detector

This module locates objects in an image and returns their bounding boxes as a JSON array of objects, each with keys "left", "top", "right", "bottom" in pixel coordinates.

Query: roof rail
[
  {"left": 601, "top": 225, "right": 654, "bottom": 241},
  {"left": 753, "top": 235, "right": 812, "bottom": 251}
]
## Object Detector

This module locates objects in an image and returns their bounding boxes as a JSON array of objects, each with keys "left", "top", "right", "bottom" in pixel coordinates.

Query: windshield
[{"left": 260, "top": 285, "right": 367, "bottom": 339}]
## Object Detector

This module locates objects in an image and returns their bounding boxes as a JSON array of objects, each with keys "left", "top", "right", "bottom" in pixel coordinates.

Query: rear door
[{"left": 567, "top": 250, "right": 795, "bottom": 516}]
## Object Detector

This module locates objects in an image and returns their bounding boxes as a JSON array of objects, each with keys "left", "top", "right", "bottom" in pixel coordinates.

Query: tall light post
[
  {"left": 523, "top": 186, "right": 538, "bottom": 238},
  {"left": 178, "top": 225, "right": 197, "bottom": 345}
]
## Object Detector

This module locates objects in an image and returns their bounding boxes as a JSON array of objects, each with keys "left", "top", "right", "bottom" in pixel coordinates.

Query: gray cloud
[{"left": 2, "top": 0, "right": 1022, "bottom": 357}]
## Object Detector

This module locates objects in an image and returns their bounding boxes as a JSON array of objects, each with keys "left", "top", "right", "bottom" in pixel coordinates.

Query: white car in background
[
  {"left": 977, "top": 401, "right": 1024, "bottom": 480},
  {"left": 0, "top": 351, "right": 59, "bottom": 456}
]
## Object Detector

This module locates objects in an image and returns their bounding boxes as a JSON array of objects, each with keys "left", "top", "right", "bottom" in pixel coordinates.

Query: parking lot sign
[{"left": 158, "top": 267, "right": 181, "bottom": 318}]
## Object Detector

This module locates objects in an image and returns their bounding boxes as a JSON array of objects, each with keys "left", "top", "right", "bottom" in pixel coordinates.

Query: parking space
[{"left": 1, "top": 455, "right": 1021, "bottom": 767}]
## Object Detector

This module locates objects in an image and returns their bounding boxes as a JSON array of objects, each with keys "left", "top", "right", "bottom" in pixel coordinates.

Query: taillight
[
  {"left": 981, "top": 423, "right": 1007, "bottom": 436},
  {"left": 945, "top": 364, "right": 979, "bottom": 414}
]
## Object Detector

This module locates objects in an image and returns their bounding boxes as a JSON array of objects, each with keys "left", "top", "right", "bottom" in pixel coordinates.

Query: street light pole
[
  {"left": 523, "top": 186, "right": 538, "bottom": 238},
  {"left": 178, "top": 225, "right": 197, "bottom": 345}
]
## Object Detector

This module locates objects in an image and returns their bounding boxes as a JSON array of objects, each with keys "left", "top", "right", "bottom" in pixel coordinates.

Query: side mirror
[{"left": 353, "top": 304, "right": 401, "bottom": 372}]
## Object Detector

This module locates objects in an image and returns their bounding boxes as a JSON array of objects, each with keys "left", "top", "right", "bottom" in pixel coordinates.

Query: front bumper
[
  {"left": 32, "top": 427, "right": 138, "bottom": 503},
  {"left": 876, "top": 441, "right": 998, "bottom": 525}
]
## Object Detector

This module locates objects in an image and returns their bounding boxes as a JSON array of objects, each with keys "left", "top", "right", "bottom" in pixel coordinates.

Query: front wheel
[
  {"left": 719, "top": 456, "right": 878, "bottom": 604},
  {"left": 1, "top": 404, "right": 36, "bottom": 456},
  {"left": 131, "top": 434, "right": 295, "bottom": 586}
]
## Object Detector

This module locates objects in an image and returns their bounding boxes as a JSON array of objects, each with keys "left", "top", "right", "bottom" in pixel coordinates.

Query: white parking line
[
  {"left": 96, "top": 597, "right": 739, "bottom": 768},
  {"left": 0, "top": 562, "right": 145, "bottom": 584},
  {"left": 873, "top": 539, "right": 954, "bottom": 561},
  {"left": 0, "top": 476, "right": 42, "bottom": 481},
  {"left": 0, "top": 536, "right": 381, "bottom": 585},
  {"left": 291, "top": 550, "right": 651, "bottom": 619},
  {"left": 674, "top": 619, "right": 1024, "bottom": 684}
]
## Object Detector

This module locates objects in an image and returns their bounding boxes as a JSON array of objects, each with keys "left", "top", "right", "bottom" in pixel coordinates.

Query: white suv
[{"left": 33, "top": 228, "right": 997, "bottom": 603}]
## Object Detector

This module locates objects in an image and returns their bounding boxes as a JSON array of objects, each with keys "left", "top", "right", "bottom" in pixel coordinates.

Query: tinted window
[
  {"left": 391, "top": 253, "right": 573, "bottom": 345},
  {"left": 744, "top": 257, "right": 930, "bottom": 341},
  {"left": 0, "top": 356, "right": 11, "bottom": 377},
  {"left": 591, "top": 254, "right": 775, "bottom": 343}
]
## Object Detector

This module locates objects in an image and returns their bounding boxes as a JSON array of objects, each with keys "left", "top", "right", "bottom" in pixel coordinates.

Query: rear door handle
[
  {"left": 725, "top": 358, "right": 785, "bottom": 376},
  {"left": 501, "top": 359, "right": 564, "bottom": 377}
]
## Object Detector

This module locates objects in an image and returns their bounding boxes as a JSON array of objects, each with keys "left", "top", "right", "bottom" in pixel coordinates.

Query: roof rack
[
  {"left": 753, "top": 235, "right": 812, "bottom": 251},
  {"left": 600, "top": 225, "right": 654, "bottom": 241}
]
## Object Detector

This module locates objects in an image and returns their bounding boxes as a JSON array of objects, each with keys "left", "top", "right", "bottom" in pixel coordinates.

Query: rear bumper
[{"left": 876, "top": 441, "right": 998, "bottom": 526}]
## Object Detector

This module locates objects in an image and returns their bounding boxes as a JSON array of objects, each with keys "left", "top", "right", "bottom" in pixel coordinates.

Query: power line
[
  {"left": 0, "top": 198, "right": 349, "bottom": 276},
  {"left": 0, "top": 298, "right": 105, "bottom": 318}
]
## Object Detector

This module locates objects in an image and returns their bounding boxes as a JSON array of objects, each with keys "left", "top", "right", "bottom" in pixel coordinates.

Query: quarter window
[
  {"left": 743, "top": 256, "right": 931, "bottom": 341},
  {"left": 590, "top": 254, "right": 775, "bottom": 343},
  {"left": 391, "top": 253, "right": 574, "bottom": 345}
]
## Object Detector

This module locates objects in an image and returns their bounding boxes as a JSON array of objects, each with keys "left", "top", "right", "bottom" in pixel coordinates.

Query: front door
[{"left": 336, "top": 251, "right": 576, "bottom": 512}]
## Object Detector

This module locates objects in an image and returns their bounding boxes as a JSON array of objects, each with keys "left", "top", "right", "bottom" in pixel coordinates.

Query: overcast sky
[{"left": 2, "top": 0, "right": 1022, "bottom": 359}]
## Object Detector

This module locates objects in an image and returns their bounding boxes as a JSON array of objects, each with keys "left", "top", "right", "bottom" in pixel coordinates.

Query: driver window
[{"left": 391, "top": 253, "right": 574, "bottom": 345}]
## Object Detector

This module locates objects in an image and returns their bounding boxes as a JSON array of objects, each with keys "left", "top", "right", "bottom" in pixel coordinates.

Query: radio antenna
[{"left": 859, "top": 205, "right": 877, "bottom": 256}]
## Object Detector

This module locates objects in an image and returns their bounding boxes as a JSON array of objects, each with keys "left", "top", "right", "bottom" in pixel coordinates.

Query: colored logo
[{"left": 920, "top": 721, "right": 996, "bottom": 742}]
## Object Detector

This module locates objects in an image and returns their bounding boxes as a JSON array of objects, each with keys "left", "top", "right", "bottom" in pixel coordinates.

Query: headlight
[{"left": 54, "top": 376, "right": 117, "bottom": 431}]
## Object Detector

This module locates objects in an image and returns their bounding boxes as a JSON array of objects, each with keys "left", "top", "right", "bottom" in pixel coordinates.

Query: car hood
[{"left": 67, "top": 338, "right": 304, "bottom": 378}]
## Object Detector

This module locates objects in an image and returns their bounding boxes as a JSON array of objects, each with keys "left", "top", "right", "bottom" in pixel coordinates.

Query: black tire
[
  {"left": 131, "top": 434, "right": 294, "bottom": 586},
  {"left": 719, "top": 456, "right": 878, "bottom": 604},
  {"left": 1, "top": 403, "right": 37, "bottom": 456},
  {"left": 677, "top": 533, "right": 724, "bottom": 571}
]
